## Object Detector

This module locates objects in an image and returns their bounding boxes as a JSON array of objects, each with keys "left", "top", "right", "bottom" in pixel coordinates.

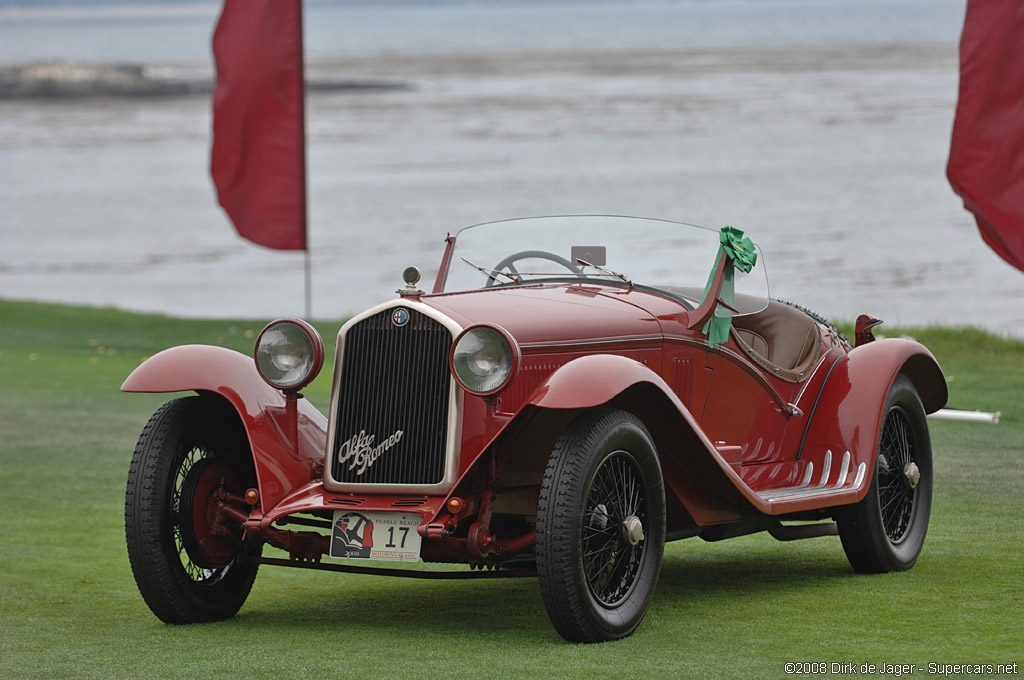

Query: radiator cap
[{"left": 397, "top": 266, "right": 424, "bottom": 297}]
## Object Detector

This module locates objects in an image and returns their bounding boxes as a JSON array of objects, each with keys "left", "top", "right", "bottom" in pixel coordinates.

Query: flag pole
[
  {"left": 298, "top": 0, "right": 311, "bottom": 320},
  {"left": 304, "top": 248, "right": 312, "bottom": 319}
]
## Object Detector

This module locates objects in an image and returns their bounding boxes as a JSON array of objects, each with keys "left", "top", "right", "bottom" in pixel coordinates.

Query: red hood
[{"left": 419, "top": 283, "right": 683, "bottom": 346}]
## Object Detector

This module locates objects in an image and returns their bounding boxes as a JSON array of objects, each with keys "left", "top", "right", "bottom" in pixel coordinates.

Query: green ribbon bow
[{"left": 699, "top": 226, "right": 758, "bottom": 348}]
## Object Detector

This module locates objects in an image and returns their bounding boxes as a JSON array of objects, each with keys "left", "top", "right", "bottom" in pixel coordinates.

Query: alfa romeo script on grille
[{"left": 336, "top": 428, "right": 405, "bottom": 476}]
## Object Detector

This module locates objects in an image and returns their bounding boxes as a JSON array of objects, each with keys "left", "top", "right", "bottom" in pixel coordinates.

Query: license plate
[{"left": 329, "top": 510, "right": 422, "bottom": 562}]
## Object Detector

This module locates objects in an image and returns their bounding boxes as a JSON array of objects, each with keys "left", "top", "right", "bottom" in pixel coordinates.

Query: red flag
[
  {"left": 211, "top": 0, "right": 307, "bottom": 251},
  {"left": 948, "top": 0, "right": 1024, "bottom": 272}
]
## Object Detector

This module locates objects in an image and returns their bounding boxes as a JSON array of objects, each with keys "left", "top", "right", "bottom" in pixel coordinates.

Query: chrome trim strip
[
  {"left": 852, "top": 462, "right": 867, "bottom": 490},
  {"left": 756, "top": 457, "right": 868, "bottom": 503},
  {"left": 800, "top": 462, "right": 813, "bottom": 488},
  {"left": 757, "top": 484, "right": 856, "bottom": 503},
  {"left": 817, "top": 450, "right": 832, "bottom": 488},
  {"left": 661, "top": 335, "right": 709, "bottom": 351},
  {"left": 519, "top": 335, "right": 662, "bottom": 351},
  {"left": 323, "top": 299, "right": 464, "bottom": 495},
  {"left": 795, "top": 352, "right": 848, "bottom": 461},
  {"left": 792, "top": 350, "right": 831, "bottom": 406},
  {"left": 835, "top": 450, "right": 852, "bottom": 488}
]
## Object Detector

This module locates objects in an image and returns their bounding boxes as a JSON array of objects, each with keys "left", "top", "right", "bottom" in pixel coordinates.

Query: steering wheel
[{"left": 486, "top": 250, "right": 582, "bottom": 287}]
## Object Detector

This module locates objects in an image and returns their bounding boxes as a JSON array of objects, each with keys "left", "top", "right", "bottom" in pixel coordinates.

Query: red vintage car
[{"left": 123, "top": 216, "right": 947, "bottom": 642}]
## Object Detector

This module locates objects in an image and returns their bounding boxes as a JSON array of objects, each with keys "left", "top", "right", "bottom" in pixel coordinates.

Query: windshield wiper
[
  {"left": 576, "top": 259, "right": 633, "bottom": 287},
  {"left": 461, "top": 257, "right": 521, "bottom": 284}
]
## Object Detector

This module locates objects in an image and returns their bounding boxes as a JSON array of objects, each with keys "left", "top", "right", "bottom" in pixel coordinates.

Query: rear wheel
[
  {"left": 837, "top": 375, "right": 932, "bottom": 573},
  {"left": 537, "top": 408, "right": 665, "bottom": 642},
  {"left": 125, "top": 396, "right": 260, "bottom": 623}
]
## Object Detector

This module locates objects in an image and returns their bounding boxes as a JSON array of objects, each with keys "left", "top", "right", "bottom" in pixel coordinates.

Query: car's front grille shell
[{"left": 330, "top": 307, "right": 454, "bottom": 486}]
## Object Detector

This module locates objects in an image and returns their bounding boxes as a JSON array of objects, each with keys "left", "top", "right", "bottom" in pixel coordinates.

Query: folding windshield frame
[{"left": 431, "top": 215, "right": 770, "bottom": 315}]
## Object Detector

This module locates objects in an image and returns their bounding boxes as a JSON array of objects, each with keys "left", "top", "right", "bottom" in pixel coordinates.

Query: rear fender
[
  {"left": 122, "top": 345, "right": 328, "bottom": 510},
  {"left": 798, "top": 338, "right": 947, "bottom": 499}
]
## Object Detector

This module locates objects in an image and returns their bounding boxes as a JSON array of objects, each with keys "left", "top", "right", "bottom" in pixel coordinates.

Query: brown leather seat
[{"left": 731, "top": 301, "right": 820, "bottom": 383}]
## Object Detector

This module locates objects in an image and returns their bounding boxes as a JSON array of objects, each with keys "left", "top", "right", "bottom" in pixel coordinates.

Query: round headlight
[
  {"left": 450, "top": 325, "right": 519, "bottom": 396},
  {"left": 254, "top": 319, "right": 324, "bottom": 392}
]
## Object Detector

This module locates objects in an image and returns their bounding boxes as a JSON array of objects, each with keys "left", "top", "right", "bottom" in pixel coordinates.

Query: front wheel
[
  {"left": 537, "top": 408, "right": 666, "bottom": 642},
  {"left": 837, "top": 375, "right": 933, "bottom": 573},
  {"left": 125, "top": 396, "right": 261, "bottom": 623}
]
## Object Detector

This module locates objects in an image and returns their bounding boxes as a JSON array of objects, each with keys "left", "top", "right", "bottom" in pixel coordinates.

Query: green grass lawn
[{"left": 0, "top": 299, "right": 1021, "bottom": 679}]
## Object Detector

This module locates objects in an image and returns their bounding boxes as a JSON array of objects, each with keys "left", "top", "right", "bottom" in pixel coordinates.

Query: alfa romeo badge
[{"left": 391, "top": 308, "right": 410, "bottom": 327}]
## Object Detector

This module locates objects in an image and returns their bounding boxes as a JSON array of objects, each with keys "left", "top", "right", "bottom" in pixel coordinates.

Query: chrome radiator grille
[{"left": 330, "top": 307, "right": 453, "bottom": 486}]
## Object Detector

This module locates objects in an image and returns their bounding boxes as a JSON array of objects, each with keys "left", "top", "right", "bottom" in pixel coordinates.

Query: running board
[
  {"left": 756, "top": 450, "right": 867, "bottom": 503},
  {"left": 768, "top": 522, "right": 838, "bottom": 541}
]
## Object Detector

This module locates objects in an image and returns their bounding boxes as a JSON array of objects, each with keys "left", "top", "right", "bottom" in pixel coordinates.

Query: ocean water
[{"left": 3, "top": 0, "right": 1022, "bottom": 338}]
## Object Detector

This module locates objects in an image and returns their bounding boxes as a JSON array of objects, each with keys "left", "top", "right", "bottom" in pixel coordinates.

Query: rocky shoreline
[{"left": 0, "top": 61, "right": 410, "bottom": 99}]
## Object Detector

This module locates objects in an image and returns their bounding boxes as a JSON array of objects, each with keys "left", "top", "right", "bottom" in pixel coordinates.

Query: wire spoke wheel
[
  {"left": 125, "top": 396, "right": 261, "bottom": 623},
  {"left": 837, "top": 375, "right": 932, "bottom": 573},
  {"left": 537, "top": 408, "right": 665, "bottom": 643},
  {"left": 876, "top": 408, "right": 918, "bottom": 543},
  {"left": 582, "top": 453, "right": 647, "bottom": 606},
  {"left": 170, "top": 447, "right": 239, "bottom": 585}
]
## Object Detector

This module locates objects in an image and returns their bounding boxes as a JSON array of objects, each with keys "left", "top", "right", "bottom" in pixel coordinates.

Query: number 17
[{"left": 386, "top": 526, "right": 409, "bottom": 548}]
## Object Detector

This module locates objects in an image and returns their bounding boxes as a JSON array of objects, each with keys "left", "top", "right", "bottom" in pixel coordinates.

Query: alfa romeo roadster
[{"left": 123, "top": 216, "right": 947, "bottom": 642}]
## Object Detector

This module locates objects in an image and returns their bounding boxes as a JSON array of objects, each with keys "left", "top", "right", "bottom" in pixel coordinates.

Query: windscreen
[{"left": 440, "top": 215, "right": 770, "bottom": 315}]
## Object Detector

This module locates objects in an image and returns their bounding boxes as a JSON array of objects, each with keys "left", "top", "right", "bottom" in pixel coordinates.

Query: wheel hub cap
[
  {"left": 623, "top": 515, "right": 645, "bottom": 546},
  {"left": 903, "top": 462, "right": 921, "bottom": 489}
]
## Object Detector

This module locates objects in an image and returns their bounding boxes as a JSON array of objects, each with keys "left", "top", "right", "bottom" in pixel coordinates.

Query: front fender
[
  {"left": 524, "top": 354, "right": 762, "bottom": 523},
  {"left": 527, "top": 354, "right": 669, "bottom": 409},
  {"left": 122, "top": 345, "right": 328, "bottom": 510},
  {"left": 799, "top": 337, "right": 947, "bottom": 497}
]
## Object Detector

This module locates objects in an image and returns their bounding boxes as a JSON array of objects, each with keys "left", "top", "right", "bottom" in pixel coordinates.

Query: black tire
[
  {"left": 125, "top": 396, "right": 261, "bottom": 623},
  {"left": 536, "top": 408, "right": 666, "bottom": 642},
  {"left": 837, "top": 375, "right": 932, "bottom": 573}
]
